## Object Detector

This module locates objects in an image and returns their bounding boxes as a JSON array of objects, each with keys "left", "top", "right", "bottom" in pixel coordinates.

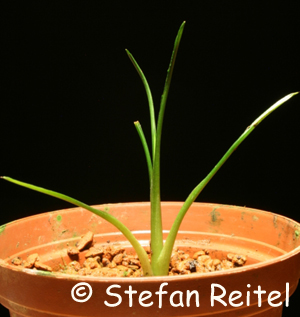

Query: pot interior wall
[{"left": 1, "top": 202, "right": 299, "bottom": 265}]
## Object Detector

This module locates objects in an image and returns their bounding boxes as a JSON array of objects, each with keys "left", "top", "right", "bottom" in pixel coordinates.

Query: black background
[{"left": 1, "top": 1, "right": 299, "bottom": 315}]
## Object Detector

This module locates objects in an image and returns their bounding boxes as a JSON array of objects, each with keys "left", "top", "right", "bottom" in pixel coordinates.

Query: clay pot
[{"left": 0, "top": 202, "right": 299, "bottom": 316}]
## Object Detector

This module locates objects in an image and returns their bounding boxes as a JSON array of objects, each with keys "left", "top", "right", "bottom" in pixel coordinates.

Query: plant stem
[
  {"left": 157, "top": 91, "right": 299, "bottom": 271},
  {"left": 150, "top": 22, "right": 186, "bottom": 275},
  {"left": 1, "top": 176, "right": 154, "bottom": 276}
]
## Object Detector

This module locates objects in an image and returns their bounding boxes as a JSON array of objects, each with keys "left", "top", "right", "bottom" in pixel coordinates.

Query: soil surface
[{"left": 11, "top": 231, "right": 247, "bottom": 277}]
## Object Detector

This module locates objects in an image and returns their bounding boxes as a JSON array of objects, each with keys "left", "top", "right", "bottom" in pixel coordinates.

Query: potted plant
[{"left": 0, "top": 22, "right": 299, "bottom": 317}]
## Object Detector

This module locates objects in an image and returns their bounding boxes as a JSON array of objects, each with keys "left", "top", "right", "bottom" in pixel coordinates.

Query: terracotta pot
[{"left": 0, "top": 202, "right": 299, "bottom": 316}]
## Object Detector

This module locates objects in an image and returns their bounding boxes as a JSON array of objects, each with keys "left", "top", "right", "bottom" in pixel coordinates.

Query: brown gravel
[
  {"left": 11, "top": 231, "right": 247, "bottom": 277},
  {"left": 76, "top": 231, "right": 94, "bottom": 251}
]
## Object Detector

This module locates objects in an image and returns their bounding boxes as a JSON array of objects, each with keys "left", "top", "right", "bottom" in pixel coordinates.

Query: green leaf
[
  {"left": 158, "top": 91, "right": 299, "bottom": 268},
  {"left": 150, "top": 21, "right": 186, "bottom": 275},
  {"left": 126, "top": 49, "right": 156, "bottom": 157},
  {"left": 134, "top": 121, "right": 153, "bottom": 182},
  {"left": 1, "top": 176, "right": 153, "bottom": 276}
]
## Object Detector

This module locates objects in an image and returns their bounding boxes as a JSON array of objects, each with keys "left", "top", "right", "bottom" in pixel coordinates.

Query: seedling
[{"left": 1, "top": 22, "right": 298, "bottom": 276}]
